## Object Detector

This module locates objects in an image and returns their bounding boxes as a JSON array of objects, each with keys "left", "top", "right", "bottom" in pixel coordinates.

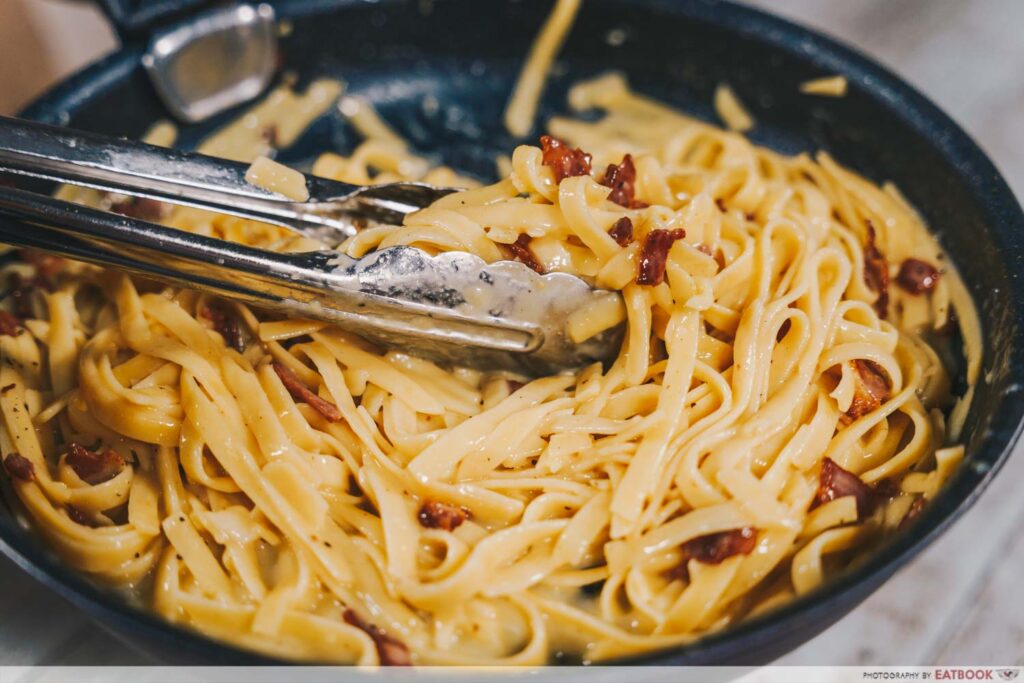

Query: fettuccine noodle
[{"left": 0, "top": 69, "right": 979, "bottom": 665}]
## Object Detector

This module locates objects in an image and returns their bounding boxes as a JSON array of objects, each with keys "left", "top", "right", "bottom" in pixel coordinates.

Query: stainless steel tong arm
[
  {"left": 0, "top": 115, "right": 453, "bottom": 246},
  {"left": 0, "top": 117, "right": 624, "bottom": 373},
  {"left": 0, "top": 184, "right": 541, "bottom": 355}
]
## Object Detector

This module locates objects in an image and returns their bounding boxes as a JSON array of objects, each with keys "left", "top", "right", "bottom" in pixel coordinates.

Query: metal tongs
[{"left": 0, "top": 116, "right": 622, "bottom": 374}]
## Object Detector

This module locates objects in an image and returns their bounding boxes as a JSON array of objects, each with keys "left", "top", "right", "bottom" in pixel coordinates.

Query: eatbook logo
[{"left": 931, "top": 670, "right": 1021, "bottom": 680}]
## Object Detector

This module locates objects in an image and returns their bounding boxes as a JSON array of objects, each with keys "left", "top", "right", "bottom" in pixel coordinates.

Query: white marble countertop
[{"left": 0, "top": 0, "right": 1021, "bottom": 668}]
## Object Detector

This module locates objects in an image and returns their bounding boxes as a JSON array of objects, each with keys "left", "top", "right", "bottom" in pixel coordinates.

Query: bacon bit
[
  {"left": 0, "top": 384, "right": 14, "bottom": 394},
  {"left": 66, "top": 505, "right": 93, "bottom": 526},
  {"left": 417, "top": 500, "right": 470, "bottom": 532},
  {"left": 896, "top": 258, "right": 941, "bottom": 294},
  {"left": 202, "top": 304, "right": 245, "bottom": 353},
  {"left": 343, "top": 609, "right": 412, "bottom": 666},
  {"left": 813, "top": 457, "right": 878, "bottom": 519},
  {"left": 636, "top": 228, "right": 686, "bottom": 286},
  {"left": 505, "top": 233, "right": 544, "bottom": 274},
  {"left": 683, "top": 527, "right": 757, "bottom": 564},
  {"left": 17, "top": 249, "right": 65, "bottom": 280},
  {"left": 863, "top": 221, "right": 889, "bottom": 317},
  {"left": 66, "top": 443, "right": 125, "bottom": 485},
  {"left": 600, "top": 154, "right": 647, "bottom": 208},
  {"left": 110, "top": 196, "right": 167, "bottom": 222},
  {"left": 3, "top": 453, "right": 34, "bottom": 481},
  {"left": 898, "top": 496, "right": 927, "bottom": 531},
  {"left": 608, "top": 216, "right": 634, "bottom": 247},
  {"left": 776, "top": 318, "right": 792, "bottom": 342},
  {"left": 539, "top": 135, "right": 592, "bottom": 183},
  {"left": 844, "top": 359, "right": 891, "bottom": 423},
  {"left": 715, "top": 198, "right": 727, "bottom": 213},
  {"left": 272, "top": 361, "right": 343, "bottom": 422},
  {"left": 666, "top": 527, "right": 757, "bottom": 583},
  {"left": 0, "top": 310, "right": 23, "bottom": 337}
]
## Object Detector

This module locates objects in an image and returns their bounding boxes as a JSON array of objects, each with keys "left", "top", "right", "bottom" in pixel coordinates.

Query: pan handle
[
  {"left": 92, "top": 2, "right": 280, "bottom": 123},
  {"left": 94, "top": 0, "right": 215, "bottom": 38}
]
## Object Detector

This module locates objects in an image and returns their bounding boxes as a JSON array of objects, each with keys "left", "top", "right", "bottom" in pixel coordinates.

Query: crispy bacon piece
[
  {"left": 636, "top": 228, "right": 686, "bottom": 286},
  {"left": 667, "top": 527, "right": 758, "bottom": 582},
  {"left": 17, "top": 249, "right": 65, "bottom": 280},
  {"left": 343, "top": 609, "right": 412, "bottom": 666},
  {"left": 539, "top": 135, "right": 592, "bottom": 183},
  {"left": 272, "top": 361, "right": 343, "bottom": 422},
  {"left": 0, "top": 310, "right": 23, "bottom": 337},
  {"left": 813, "top": 457, "right": 878, "bottom": 519},
  {"left": 417, "top": 500, "right": 471, "bottom": 532},
  {"left": 896, "top": 258, "right": 941, "bottom": 294},
  {"left": 505, "top": 233, "right": 544, "bottom": 274},
  {"left": 898, "top": 496, "right": 927, "bottom": 531},
  {"left": 844, "top": 359, "right": 891, "bottom": 423},
  {"left": 863, "top": 221, "right": 889, "bottom": 317},
  {"left": 3, "top": 453, "right": 34, "bottom": 481},
  {"left": 683, "top": 527, "right": 757, "bottom": 564},
  {"left": 202, "top": 304, "right": 246, "bottom": 353},
  {"left": 608, "top": 216, "right": 634, "bottom": 247},
  {"left": 600, "top": 154, "right": 647, "bottom": 208},
  {"left": 110, "top": 196, "right": 167, "bottom": 222},
  {"left": 66, "top": 442, "right": 125, "bottom": 485}
]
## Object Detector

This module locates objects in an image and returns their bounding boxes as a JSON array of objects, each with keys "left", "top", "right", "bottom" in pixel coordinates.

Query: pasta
[
  {"left": 504, "top": 0, "right": 582, "bottom": 137},
  {"left": 713, "top": 84, "right": 755, "bottom": 132},
  {"left": 245, "top": 156, "right": 310, "bottom": 201},
  {"left": 0, "top": 69, "right": 980, "bottom": 665},
  {"left": 801, "top": 75, "right": 849, "bottom": 97}
]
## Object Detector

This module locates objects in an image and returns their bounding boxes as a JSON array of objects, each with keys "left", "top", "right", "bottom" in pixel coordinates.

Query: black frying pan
[{"left": 3, "top": 0, "right": 1024, "bottom": 668}]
